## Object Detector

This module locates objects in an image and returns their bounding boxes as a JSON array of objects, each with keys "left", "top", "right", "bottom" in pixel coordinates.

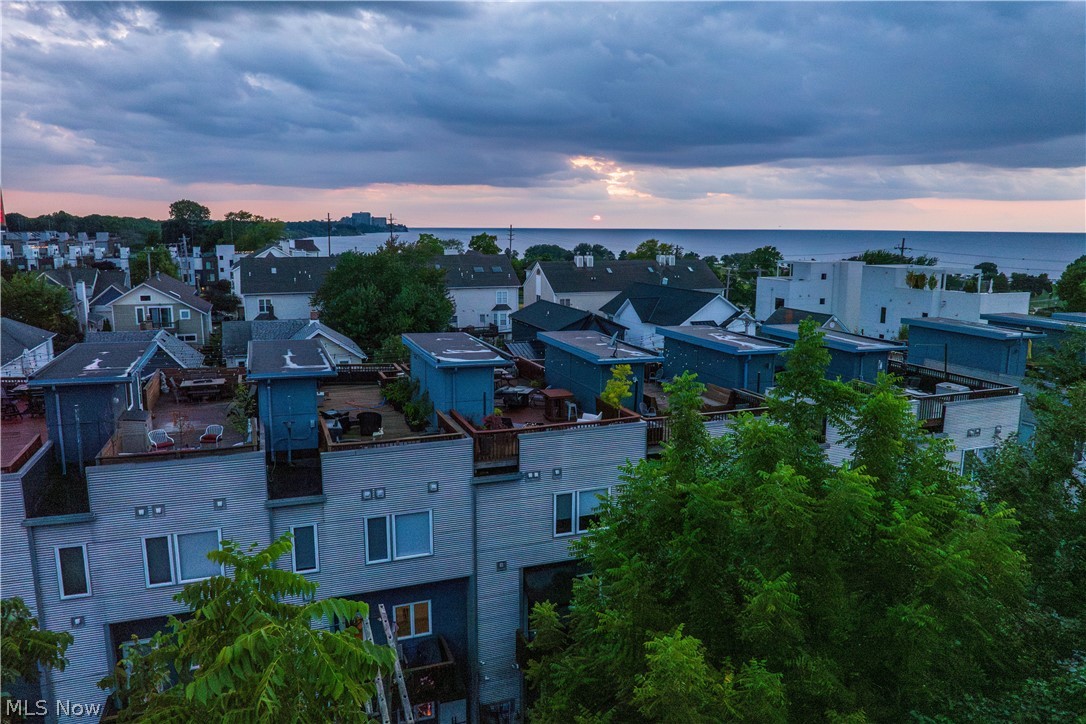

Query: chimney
[
  {"left": 656, "top": 254, "right": 667, "bottom": 266},
  {"left": 585, "top": 254, "right": 594, "bottom": 268},
  {"left": 574, "top": 255, "right": 584, "bottom": 268},
  {"left": 155, "top": 271, "right": 161, "bottom": 280}
]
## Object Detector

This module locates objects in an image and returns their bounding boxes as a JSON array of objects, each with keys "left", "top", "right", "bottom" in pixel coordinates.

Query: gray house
[
  {"left": 221, "top": 319, "right": 366, "bottom": 367},
  {"left": 1, "top": 318, "right": 56, "bottom": 377},
  {"left": 433, "top": 253, "right": 519, "bottom": 332},
  {"left": 106, "top": 273, "right": 213, "bottom": 346},
  {"left": 234, "top": 256, "right": 337, "bottom": 321}
]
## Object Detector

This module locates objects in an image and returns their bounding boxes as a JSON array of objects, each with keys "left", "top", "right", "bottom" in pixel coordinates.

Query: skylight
[
  {"left": 647, "top": 266, "right": 655, "bottom": 273},
  {"left": 606, "top": 268, "right": 613, "bottom": 273},
  {"left": 491, "top": 266, "right": 503, "bottom": 273},
  {"left": 473, "top": 266, "right": 485, "bottom": 273}
]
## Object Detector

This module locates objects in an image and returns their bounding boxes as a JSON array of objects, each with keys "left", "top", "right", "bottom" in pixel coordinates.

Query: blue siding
[
  {"left": 412, "top": 354, "right": 496, "bottom": 425},
  {"left": 42, "top": 384, "right": 127, "bottom": 464},
  {"left": 543, "top": 348, "right": 648, "bottom": 413},
  {"left": 909, "top": 326, "right": 1029, "bottom": 377},
  {"left": 257, "top": 378, "right": 321, "bottom": 452},
  {"left": 663, "top": 337, "right": 777, "bottom": 393}
]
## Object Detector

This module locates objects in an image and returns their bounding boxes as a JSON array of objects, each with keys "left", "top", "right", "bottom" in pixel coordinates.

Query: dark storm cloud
[{"left": 3, "top": 1, "right": 1083, "bottom": 200}]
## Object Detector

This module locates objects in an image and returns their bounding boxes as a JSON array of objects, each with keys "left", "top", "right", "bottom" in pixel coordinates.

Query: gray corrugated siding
[
  {"left": 0, "top": 444, "right": 53, "bottom": 612},
  {"left": 475, "top": 422, "right": 646, "bottom": 707},
  {"left": 40, "top": 451, "right": 269, "bottom": 721}
]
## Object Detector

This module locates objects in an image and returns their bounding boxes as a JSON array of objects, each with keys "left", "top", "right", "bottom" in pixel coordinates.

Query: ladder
[
  {"left": 378, "top": 603, "right": 415, "bottom": 724},
  {"left": 360, "top": 616, "right": 391, "bottom": 724}
]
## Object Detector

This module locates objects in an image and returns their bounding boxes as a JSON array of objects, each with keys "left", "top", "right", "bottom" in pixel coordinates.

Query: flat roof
[
  {"left": 981, "top": 312, "right": 1086, "bottom": 332},
  {"left": 246, "top": 339, "right": 337, "bottom": 379},
  {"left": 402, "top": 332, "right": 511, "bottom": 368},
  {"left": 29, "top": 341, "right": 155, "bottom": 385},
  {"left": 905, "top": 317, "right": 1044, "bottom": 340},
  {"left": 1053, "top": 312, "right": 1086, "bottom": 323},
  {"left": 759, "top": 324, "right": 906, "bottom": 353},
  {"left": 656, "top": 325, "right": 788, "bottom": 355},
  {"left": 538, "top": 330, "right": 664, "bottom": 365}
]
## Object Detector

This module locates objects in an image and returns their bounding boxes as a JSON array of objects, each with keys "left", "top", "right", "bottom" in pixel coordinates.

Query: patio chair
[
  {"left": 578, "top": 412, "right": 603, "bottom": 422},
  {"left": 148, "top": 429, "right": 175, "bottom": 451},
  {"left": 200, "top": 424, "right": 224, "bottom": 446},
  {"left": 638, "top": 401, "right": 657, "bottom": 417}
]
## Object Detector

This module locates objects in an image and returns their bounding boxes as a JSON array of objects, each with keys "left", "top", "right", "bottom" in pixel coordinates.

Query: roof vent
[{"left": 271, "top": 267, "right": 277, "bottom": 274}]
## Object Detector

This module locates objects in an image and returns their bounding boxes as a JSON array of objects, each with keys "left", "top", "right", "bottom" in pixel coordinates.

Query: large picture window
[
  {"left": 554, "top": 488, "right": 609, "bottom": 537},
  {"left": 365, "top": 511, "right": 433, "bottom": 563},
  {"left": 142, "top": 530, "right": 222, "bottom": 587},
  {"left": 393, "top": 600, "right": 431, "bottom": 639}
]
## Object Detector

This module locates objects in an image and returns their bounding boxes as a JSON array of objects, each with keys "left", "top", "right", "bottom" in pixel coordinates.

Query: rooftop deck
[
  {"left": 1, "top": 406, "right": 48, "bottom": 473},
  {"left": 883, "top": 359, "right": 1019, "bottom": 431},
  {"left": 317, "top": 384, "right": 464, "bottom": 452}
]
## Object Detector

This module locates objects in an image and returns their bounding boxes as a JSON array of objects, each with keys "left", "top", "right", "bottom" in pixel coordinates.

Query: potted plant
[
  {"left": 384, "top": 376, "right": 416, "bottom": 412},
  {"left": 404, "top": 392, "right": 434, "bottom": 432}
]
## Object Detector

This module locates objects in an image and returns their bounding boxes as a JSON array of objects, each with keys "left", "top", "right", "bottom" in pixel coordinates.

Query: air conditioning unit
[{"left": 935, "top": 381, "right": 969, "bottom": 395}]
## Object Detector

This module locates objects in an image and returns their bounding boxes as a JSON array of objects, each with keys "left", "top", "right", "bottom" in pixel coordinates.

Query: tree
[
  {"left": 572, "top": 243, "right": 616, "bottom": 260},
  {"left": 201, "top": 280, "right": 240, "bottom": 315},
  {"left": 600, "top": 364, "right": 634, "bottom": 411},
  {"left": 100, "top": 533, "right": 396, "bottom": 721},
  {"left": 415, "top": 233, "right": 463, "bottom": 256},
  {"left": 169, "top": 199, "right": 211, "bottom": 225},
  {"left": 2, "top": 597, "right": 74, "bottom": 704},
  {"left": 526, "top": 323, "right": 1034, "bottom": 722},
  {"left": 626, "top": 238, "right": 680, "bottom": 260},
  {"left": 848, "top": 249, "right": 938, "bottom": 266},
  {"left": 469, "top": 232, "right": 502, "bottom": 255},
  {"left": 0, "top": 272, "right": 81, "bottom": 351},
  {"left": 1056, "top": 256, "right": 1086, "bottom": 312},
  {"left": 312, "top": 241, "right": 454, "bottom": 354},
  {"left": 713, "top": 246, "right": 785, "bottom": 309},
  {"left": 523, "top": 244, "right": 573, "bottom": 264},
  {"left": 130, "top": 246, "right": 180, "bottom": 287}
]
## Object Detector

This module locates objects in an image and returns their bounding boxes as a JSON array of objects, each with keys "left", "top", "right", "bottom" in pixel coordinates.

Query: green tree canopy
[
  {"left": 526, "top": 322, "right": 1037, "bottom": 722},
  {"left": 523, "top": 244, "right": 573, "bottom": 263},
  {"left": 169, "top": 199, "right": 211, "bottom": 224},
  {"left": 711, "top": 245, "right": 785, "bottom": 308},
  {"left": 625, "top": 238, "right": 681, "bottom": 260},
  {"left": 415, "top": 233, "right": 463, "bottom": 256},
  {"left": 1056, "top": 255, "right": 1086, "bottom": 312},
  {"left": 101, "top": 533, "right": 396, "bottom": 721},
  {"left": 2, "top": 597, "right": 74, "bottom": 698},
  {"left": 469, "top": 232, "right": 502, "bottom": 255},
  {"left": 312, "top": 241, "right": 454, "bottom": 354},
  {"left": 572, "top": 243, "right": 616, "bottom": 260},
  {"left": 848, "top": 249, "right": 938, "bottom": 266},
  {"left": 0, "top": 272, "right": 81, "bottom": 351},
  {"left": 130, "top": 246, "right": 180, "bottom": 287}
]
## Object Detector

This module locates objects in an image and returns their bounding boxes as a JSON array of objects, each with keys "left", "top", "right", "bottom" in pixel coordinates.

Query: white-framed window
[
  {"left": 495, "top": 312, "right": 509, "bottom": 328},
  {"left": 142, "top": 530, "right": 222, "bottom": 587},
  {"left": 559, "top": 298, "right": 571, "bottom": 307},
  {"left": 479, "top": 314, "right": 488, "bottom": 325},
  {"left": 961, "top": 447, "right": 995, "bottom": 482},
  {"left": 55, "top": 544, "right": 91, "bottom": 599},
  {"left": 365, "top": 511, "right": 433, "bottom": 563},
  {"left": 291, "top": 524, "right": 319, "bottom": 573},
  {"left": 177, "top": 334, "right": 198, "bottom": 342},
  {"left": 143, "top": 535, "right": 176, "bottom": 587},
  {"left": 139, "top": 294, "right": 151, "bottom": 302},
  {"left": 137, "top": 306, "right": 174, "bottom": 328},
  {"left": 258, "top": 299, "right": 273, "bottom": 314},
  {"left": 393, "top": 600, "right": 431, "bottom": 639},
  {"left": 496, "top": 290, "right": 509, "bottom": 305},
  {"left": 554, "top": 487, "right": 609, "bottom": 537},
  {"left": 179, "top": 309, "right": 191, "bottom": 320},
  {"left": 176, "top": 530, "right": 223, "bottom": 583}
]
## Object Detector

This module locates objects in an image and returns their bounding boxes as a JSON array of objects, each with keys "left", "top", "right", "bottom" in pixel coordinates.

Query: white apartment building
[{"left": 755, "top": 260, "right": 1029, "bottom": 340}]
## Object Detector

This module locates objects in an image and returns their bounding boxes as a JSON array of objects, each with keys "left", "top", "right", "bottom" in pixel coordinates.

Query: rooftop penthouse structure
[
  {"left": 905, "top": 316, "right": 1043, "bottom": 378},
  {"left": 759, "top": 323, "right": 906, "bottom": 383}
]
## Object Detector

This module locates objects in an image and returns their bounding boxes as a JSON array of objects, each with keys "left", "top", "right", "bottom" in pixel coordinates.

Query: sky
[{"left": 2, "top": 1, "right": 1084, "bottom": 231}]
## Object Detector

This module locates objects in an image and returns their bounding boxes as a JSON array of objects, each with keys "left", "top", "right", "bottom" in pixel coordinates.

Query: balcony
[
  {"left": 316, "top": 383, "right": 465, "bottom": 453},
  {"left": 449, "top": 398, "right": 643, "bottom": 476},
  {"left": 887, "top": 360, "right": 1019, "bottom": 432},
  {"left": 642, "top": 381, "right": 767, "bottom": 451}
]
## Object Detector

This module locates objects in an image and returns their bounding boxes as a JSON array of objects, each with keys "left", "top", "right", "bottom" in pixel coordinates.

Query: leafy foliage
[
  {"left": 600, "top": 364, "right": 634, "bottom": 411},
  {"left": 2, "top": 597, "right": 73, "bottom": 694},
  {"left": 469, "top": 232, "right": 502, "bottom": 255},
  {"left": 169, "top": 200, "right": 211, "bottom": 224},
  {"left": 523, "top": 244, "right": 573, "bottom": 264},
  {"left": 573, "top": 243, "right": 616, "bottom": 260},
  {"left": 526, "top": 323, "right": 1035, "bottom": 722},
  {"left": 100, "top": 534, "right": 396, "bottom": 721},
  {"left": 1056, "top": 255, "right": 1086, "bottom": 312},
  {"left": 847, "top": 249, "right": 938, "bottom": 266},
  {"left": 130, "top": 246, "right": 181, "bottom": 287},
  {"left": 311, "top": 241, "right": 454, "bottom": 354},
  {"left": 226, "top": 384, "right": 257, "bottom": 435},
  {"left": 710, "top": 245, "right": 784, "bottom": 308},
  {"left": 0, "top": 272, "right": 82, "bottom": 351},
  {"left": 624, "top": 238, "right": 681, "bottom": 260}
]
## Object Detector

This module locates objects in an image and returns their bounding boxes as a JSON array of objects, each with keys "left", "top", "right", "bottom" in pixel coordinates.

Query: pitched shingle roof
[
  {"left": 1, "top": 318, "right": 56, "bottom": 366},
  {"left": 537, "top": 258, "right": 722, "bottom": 294},
  {"left": 432, "top": 253, "right": 517, "bottom": 289},
  {"left": 41, "top": 267, "right": 129, "bottom": 301},
  {"left": 600, "top": 282, "right": 734, "bottom": 326},
  {"left": 221, "top": 319, "right": 365, "bottom": 361},
  {"left": 236, "top": 256, "right": 337, "bottom": 295},
  {"left": 511, "top": 300, "right": 627, "bottom": 336},
  {"left": 140, "top": 274, "right": 214, "bottom": 313},
  {"left": 83, "top": 330, "right": 206, "bottom": 368}
]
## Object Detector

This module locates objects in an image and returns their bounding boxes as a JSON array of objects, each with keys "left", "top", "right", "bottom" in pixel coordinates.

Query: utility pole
[
  {"left": 724, "top": 266, "right": 733, "bottom": 301},
  {"left": 507, "top": 225, "right": 514, "bottom": 256},
  {"left": 386, "top": 213, "right": 397, "bottom": 248},
  {"left": 326, "top": 213, "right": 332, "bottom": 257},
  {"left": 898, "top": 237, "right": 912, "bottom": 263}
]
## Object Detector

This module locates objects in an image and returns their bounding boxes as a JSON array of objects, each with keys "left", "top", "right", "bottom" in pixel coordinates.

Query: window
[
  {"left": 880, "top": 307, "right": 887, "bottom": 324},
  {"left": 393, "top": 511, "right": 433, "bottom": 559},
  {"left": 258, "top": 299, "right": 273, "bottom": 314},
  {"left": 179, "top": 309, "right": 191, "bottom": 320},
  {"left": 55, "top": 545, "right": 91, "bottom": 599},
  {"left": 479, "top": 314, "right": 488, "bottom": 325},
  {"left": 473, "top": 266, "right": 485, "bottom": 273},
  {"left": 495, "top": 312, "right": 509, "bottom": 328},
  {"left": 365, "top": 516, "right": 390, "bottom": 564},
  {"left": 491, "top": 266, "right": 503, "bottom": 273},
  {"left": 175, "top": 530, "right": 222, "bottom": 583},
  {"left": 819, "top": 298, "right": 826, "bottom": 305},
  {"left": 921, "top": 312, "right": 929, "bottom": 318},
  {"left": 559, "top": 298, "right": 571, "bottom": 307},
  {"left": 143, "top": 535, "right": 175, "bottom": 587},
  {"left": 554, "top": 488, "right": 609, "bottom": 536},
  {"left": 291, "top": 524, "right": 319, "bottom": 573},
  {"left": 177, "top": 334, "right": 197, "bottom": 342},
  {"left": 820, "top": 273, "right": 827, "bottom": 280},
  {"left": 137, "top": 306, "right": 173, "bottom": 328},
  {"left": 774, "top": 297, "right": 785, "bottom": 310},
  {"left": 962, "top": 447, "right": 995, "bottom": 482},
  {"left": 139, "top": 294, "right": 151, "bottom": 302},
  {"left": 496, "top": 290, "right": 509, "bottom": 305},
  {"left": 393, "top": 601, "right": 431, "bottom": 639}
]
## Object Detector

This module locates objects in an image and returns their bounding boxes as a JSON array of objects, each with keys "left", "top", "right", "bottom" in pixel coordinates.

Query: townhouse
[{"left": 432, "top": 253, "right": 519, "bottom": 333}]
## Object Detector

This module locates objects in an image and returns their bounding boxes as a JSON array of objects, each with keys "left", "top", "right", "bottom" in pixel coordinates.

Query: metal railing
[
  {"left": 887, "top": 360, "right": 1018, "bottom": 429},
  {"left": 317, "top": 411, "right": 464, "bottom": 452}
]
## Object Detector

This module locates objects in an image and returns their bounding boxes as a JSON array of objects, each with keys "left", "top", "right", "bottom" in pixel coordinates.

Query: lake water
[{"left": 305, "top": 228, "right": 1085, "bottom": 276}]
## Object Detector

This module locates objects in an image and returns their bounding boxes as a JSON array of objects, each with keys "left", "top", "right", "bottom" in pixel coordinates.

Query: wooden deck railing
[
  {"left": 94, "top": 418, "right": 260, "bottom": 465},
  {"left": 450, "top": 402, "right": 642, "bottom": 472},
  {"left": 644, "top": 405, "right": 768, "bottom": 449},
  {"left": 317, "top": 411, "right": 464, "bottom": 452},
  {"left": 331, "top": 362, "right": 405, "bottom": 385},
  {"left": 515, "top": 357, "right": 546, "bottom": 382}
]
